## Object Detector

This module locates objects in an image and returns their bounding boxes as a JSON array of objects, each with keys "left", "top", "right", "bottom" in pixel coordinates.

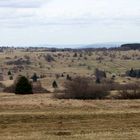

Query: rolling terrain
[{"left": 0, "top": 47, "right": 140, "bottom": 139}]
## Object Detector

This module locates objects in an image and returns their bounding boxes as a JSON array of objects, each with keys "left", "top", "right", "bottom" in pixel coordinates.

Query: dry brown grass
[
  {"left": 0, "top": 93, "right": 140, "bottom": 140},
  {"left": 1, "top": 49, "right": 140, "bottom": 89},
  {"left": 0, "top": 49, "right": 140, "bottom": 139}
]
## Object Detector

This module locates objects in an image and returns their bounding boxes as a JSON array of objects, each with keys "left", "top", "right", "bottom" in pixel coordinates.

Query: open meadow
[
  {"left": 0, "top": 48, "right": 140, "bottom": 89},
  {"left": 0, "top": 93, "right": 140, "bottom": 140},
  {"left": 0, "top": 47, "right": 140, "bottom": 140}
]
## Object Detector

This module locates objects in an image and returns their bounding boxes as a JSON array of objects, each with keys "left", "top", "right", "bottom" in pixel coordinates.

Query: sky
[{"left": 0, "top": 0, "right": 140, "bottom": 46}]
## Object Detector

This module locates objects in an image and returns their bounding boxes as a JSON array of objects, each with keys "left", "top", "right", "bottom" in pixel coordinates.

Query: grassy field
[
  {"left": 1, "top": 49, "right": 140, "bottom": 89},
  {"left": 0, "top": 93, "right": 140, "bottom": 140},
  {"left": 0, "top": 49, "right": 140, "bottom": 139}
]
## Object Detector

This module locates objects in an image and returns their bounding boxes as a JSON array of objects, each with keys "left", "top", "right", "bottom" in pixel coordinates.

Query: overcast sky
[{"left": 0, "top": 0, "right": 140, "bottom": 46}]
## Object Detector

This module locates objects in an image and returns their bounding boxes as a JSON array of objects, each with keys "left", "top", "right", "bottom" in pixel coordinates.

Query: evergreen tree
[
  {"left": 8, "top": 71, "right": 12, "bottom": 75},
  {"left": 66, "top": 74, "right": 72, "bottom": 80},
  {"left": 73, "top": 52, "right": 77, "bottom": 57},
  {"left": 138, "top": 70, "right": 140, "bottom": 78},
  {"left": 15, "top": 76, "right": 33, "bottom": 94},
  {"left": 79, "top": 53, "right": 83, "bottom": 57},
  {"left": 52, "top": 80, "right": 58, "bottom": 88},
  {"left": 31, "top": 73, "right": 38, "bottom": 82},
  {"left": 129, "top": 68, "right": 136, "bottom": 77}
]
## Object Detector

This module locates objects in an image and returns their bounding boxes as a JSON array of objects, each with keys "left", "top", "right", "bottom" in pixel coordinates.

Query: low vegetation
[
  {"left": 0, "top": 46, "right": 140, "bottom": 139},
  {"left": 115, "top": 83, "right": 140, "bottom": 99},
  {"left": 117, "top": 90, "right": 140, "bottom": 99},
  {"left": 126, "top": 68, "right": 140, "bottom": 78},
  {"left": 54, "top": 77, "right": 110, "bottom": 99}
]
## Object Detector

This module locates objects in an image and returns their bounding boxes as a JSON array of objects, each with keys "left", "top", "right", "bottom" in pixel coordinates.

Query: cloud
[
  {"left": 0, "top": 0, "right": 46, "bottom": 8},
  {"left": 0, "top": 0, "right": 139, "bottom": 28}
]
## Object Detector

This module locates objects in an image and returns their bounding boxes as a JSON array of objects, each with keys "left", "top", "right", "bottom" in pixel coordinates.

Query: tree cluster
[{"left": 126, "top": 68, "right": 140, "bottom": 78}]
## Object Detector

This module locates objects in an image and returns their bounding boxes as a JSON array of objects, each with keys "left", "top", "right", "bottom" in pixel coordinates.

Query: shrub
[
  {"left": 61, "top": 74, "right": 64, "bottom": 77},
  {"left": 73, "top": 52, "right": 77, "bottom": 57},
  {"left": 8, "top": 71, "right": 12, "bottom": 75},
  {"left": 66, "top": 74, "right": 72, "bottom": 81},
  {"left": 54, "top": 77, "right": 110, "bottom": 99},
  {"left": 114, "top": 83, "right": 140, "bottom": 99},
  {"left": 79, "top": 53, "right": 83, "bottom": 57},
  {"left": 95, "top": 68, "right": 106, "bottom": 79},
  {"left": 52, "top": 80, "right": 58, "bottom": 88},
  {"left": 9, "top": 75, "right": 13, "bottom": 80},
  {"left": 31, "top": 73, "right": 38, "bottom": 82},
  {"left": 44, "top": 54, "right": 55, "bottom": 62},
  {"left": 6, "top": 58, "right": 31, "bottom": 65},
  {"left": 115, "top": 90, "right": 140, "bottom": 99},
  {"left": 15, "top": 76, "right": 33, "bottom": 94},
  {"left": 126, "top": 68, "right": 140, "bottom": 78}
]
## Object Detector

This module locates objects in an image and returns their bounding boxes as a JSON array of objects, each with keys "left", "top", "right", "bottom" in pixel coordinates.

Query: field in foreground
[{"left": 0, "top": 93, "right": 140, "bottom": 140}]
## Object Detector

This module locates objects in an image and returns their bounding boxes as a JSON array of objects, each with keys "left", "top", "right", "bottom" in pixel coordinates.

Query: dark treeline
[{"left": 120, "top": 43, "right": 140, "bottom": 50}]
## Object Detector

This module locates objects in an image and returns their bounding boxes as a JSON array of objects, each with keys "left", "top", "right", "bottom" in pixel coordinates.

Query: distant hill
[
  {"left": 82, "top": 43, "right": 121, "bottom": 49},
  {"left": 1, "top": 43, "right": 140, "bottom": 51},
  {"left": 120, "top": 43, "right": 140, "bottom": 50},
  {"left": 37, "top": 43, "right": 122, "bottom": 49}
]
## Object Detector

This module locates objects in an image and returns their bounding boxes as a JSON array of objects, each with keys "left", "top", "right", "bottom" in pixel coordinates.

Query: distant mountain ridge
[
  {"left": 38, "top": 43, "right": 140, "bottom": 50},
  {"left": 38, "top": 43, "right": 122, "bottom": 49}
]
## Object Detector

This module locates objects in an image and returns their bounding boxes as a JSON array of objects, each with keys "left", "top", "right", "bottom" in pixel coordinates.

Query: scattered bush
[
  {"left": 73, "top": 52, "right": 78, "bottom": 57},
  {"left": 8, "top": 70, "right": 12, "bottom": 75},
  {"left": 95, "top": 68, "right": 106, "bottom": 78},
  {"left": 66, "top": 74, "right": 72, "bottom": 81},
  {"left": 6, "top": 58, "right": 31, "bottom": 65},
  {"left": 114, "top": 83, "right": 140, "bottom": 99},
  {"left": 52, "top": 80, "right": 58, "bottom": 88},
  {"left": 126, "top": 68, "right": 140, "bottom": 78},
  {"left": 9, "top": 75, "right": 13, "bottom": 80},
  {"left": 44, "top": 54, "right": 55, "bottom": 62},
  {"left": 79, "top": 53, "right": 83, "bottom": 57},
  {"left": 115, "top": 90, "right": 140, "bottom": 99},
  {"left": 31, "top": 73, "right": 38, "bottom": 82},
  {"left": 54, "top": 77, "right": 110, "bottom": 99}
]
